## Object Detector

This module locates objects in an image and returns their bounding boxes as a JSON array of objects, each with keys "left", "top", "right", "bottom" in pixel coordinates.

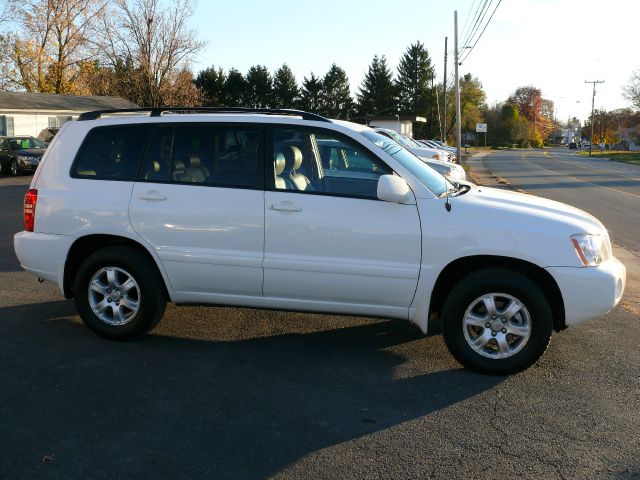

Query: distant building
[
  {"left": 368, "top": 116, "right": 426, "bottom": 138},
  {"left": 0, "top": 92, "right": 138, "bottom": 138}
]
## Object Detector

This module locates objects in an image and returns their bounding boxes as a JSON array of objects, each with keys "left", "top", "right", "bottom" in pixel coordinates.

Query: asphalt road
[
  {"left": 1, "top": 171, "right": 639, "bottom": 480},
  {"left": 477, "top": 148, "right": 640, "bottom": 253}
]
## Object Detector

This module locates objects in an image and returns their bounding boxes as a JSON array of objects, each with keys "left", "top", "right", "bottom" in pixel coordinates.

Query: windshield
[
  {"left": 9, "top": 137, "right": 46, "bottom": 150},
  {"left": 361, "top": 130, "right": 453, "bottom": 197}
]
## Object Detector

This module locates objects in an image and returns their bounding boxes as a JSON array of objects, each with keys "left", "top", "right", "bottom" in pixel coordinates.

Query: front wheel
[
  {"left": 73, "top": 246, "right": 167, "bottom": 339},
  {"left": 442, "top": 268, "right": 553, "bottom": 375},
  {"left": 10, "top": 159, "right": 20, "bottom": 176}
]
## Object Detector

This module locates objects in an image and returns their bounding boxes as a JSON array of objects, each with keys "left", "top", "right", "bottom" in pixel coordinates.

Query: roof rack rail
[{"left": 77, "top": 107, "right": 331, "bottom": 122}]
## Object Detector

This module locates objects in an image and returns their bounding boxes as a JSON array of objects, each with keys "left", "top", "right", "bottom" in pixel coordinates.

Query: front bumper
[
  {"left": 14, "top": 231, "right": 72, "bottom": 295},
  {"left": 546, "top": 257, "right": 626, "bottom": 326},
  {"left": 17, "top": 158, "right": 40, "bottom": 171}
]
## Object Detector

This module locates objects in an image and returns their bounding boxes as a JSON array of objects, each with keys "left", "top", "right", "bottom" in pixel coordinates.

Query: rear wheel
[
  {"left": 73, "top": 246, "right": 166, "bottom": 339},
  {"left": 442, "top": 268, "right": 553, "bottom": 375}
]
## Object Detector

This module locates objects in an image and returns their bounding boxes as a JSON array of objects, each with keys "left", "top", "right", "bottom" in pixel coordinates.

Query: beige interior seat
[
  {"left": 285, "top": 146, "right": 313, "bottom": 191},
  {"left": 274, "top": 151, "right": 295, "bottom": 190},
  {"left": 185, "top": 154, "right": 208, "bottom": 183}
]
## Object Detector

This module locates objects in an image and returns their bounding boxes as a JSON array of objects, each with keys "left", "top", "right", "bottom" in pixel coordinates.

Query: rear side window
[
  {"left": 140, "top": 124, "right": 263, "bottom": 189},
  {"left": 72, "top": 125, "right": 149, "bottom": 180}
]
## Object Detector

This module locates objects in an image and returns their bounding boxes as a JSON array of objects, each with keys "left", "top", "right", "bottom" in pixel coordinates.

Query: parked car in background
[
  {"left": 14, "top": 108, "right": 626, "bottom": 374},
  {"left": 569, "top": 142, "right": 577, "bottom": 149},
  {"left": 420, "top": 139, "right": 457, "bottom": 156},
  {"left": 0, "top": 136, "right": 47, "bottom": 176},
  {"left": 371, "top": 128, "right": 465, "bottom": 181},
  {"left": 373, "top": 128, "right": 450, "bottom": 161}
]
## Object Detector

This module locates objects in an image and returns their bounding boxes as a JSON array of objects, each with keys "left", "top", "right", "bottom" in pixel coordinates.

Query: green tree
[
  {"left": 194, "top": 66, "right": 226, "bottom": 106},
  {"left": 396, "top": 41, "right": 435, "bottom": 135},
  {"left": 271, "top": 64, "right": 299, "bottom": 108},
  {"left": 245, "top": 65, "right": 272, "bottom": 108},
  {"left": 298, "top": 73, "right": 323, "bottom": 113},
  {"left": 356, "top": 55, "right": 397, "bottom": 120},
  {"left": 320, "top": 63, "right": 353, "bottom": 119},
  {"left": 223, "top": 68, "right": 246, "bottom": 107},
  {"left": 460, "top": 74, "right": 487, "bottom": 132}
]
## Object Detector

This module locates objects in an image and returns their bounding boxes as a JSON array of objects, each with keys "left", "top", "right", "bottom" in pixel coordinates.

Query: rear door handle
[
  {"left": 270, "top": 202, "right": 302, "bottom": 212},
  {"left": 137, "top": 191, "right": 167, "bottom": 201}
]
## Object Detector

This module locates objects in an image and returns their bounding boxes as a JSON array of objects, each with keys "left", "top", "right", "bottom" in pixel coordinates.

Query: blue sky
[{"left": 191, "top": 0, "right": 639, "bottom": 122}]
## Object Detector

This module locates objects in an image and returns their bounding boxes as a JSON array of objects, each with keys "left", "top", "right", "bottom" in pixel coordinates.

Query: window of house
[
  {"left": 48, "top": 116, "right": 72, "bottom": 128},
  {"left": 0, "top": 116, "right": 14, "bottom": 136}
]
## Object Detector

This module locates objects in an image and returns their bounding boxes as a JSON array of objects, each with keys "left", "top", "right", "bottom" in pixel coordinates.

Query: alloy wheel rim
[
  {"left": 11, "top": 161, "right": 17, "bottom": 175},
  {"left": 88, "top": 267, "right": 141, "bottom": 326},
  {"left": 462, "top": 292, "right": 532, "bottom": 360}
]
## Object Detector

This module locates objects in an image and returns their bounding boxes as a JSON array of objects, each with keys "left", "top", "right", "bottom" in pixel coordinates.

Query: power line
[
  {"left": 459, "top": 0, "right": 502, "bottom": 65},
  {"left": 460, "top": 0, "right": 479, "bottom": 45},
  {"left": 460, "top": 0, "right": 491, "bottom": 51}
]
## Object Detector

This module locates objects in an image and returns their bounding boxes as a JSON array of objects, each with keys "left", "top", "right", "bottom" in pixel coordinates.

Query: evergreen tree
[
  {"left": 396, "top": 41, "right": 435, "bottom": 136},
  {"left": 298, "top": 73, "right": 323, "bottom": 113},
  {"left": 320, "top": 63, "right": 353, "bottom": 119},
  {"left": 396, "top": 41, "right": 434, "bottom": 114},
  {"left": 245, "top": 65, "right": 272, "bottom": 108},
  {"left": 356, "top": 55, "right": 397, "bottom": 120},
  {"left": 271, "top": 64, "right": 299, "bottom": 108},
  {"left": 193, "top": 66, "right": 226, "bottom": 106},
  {"left": 223, "top": 68, "right": 246, "bottom": 107}
]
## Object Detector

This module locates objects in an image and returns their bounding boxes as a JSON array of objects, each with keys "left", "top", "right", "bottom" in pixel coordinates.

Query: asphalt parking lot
[{"left": 1, "top": 173, "right": 639, "bottom": 480}]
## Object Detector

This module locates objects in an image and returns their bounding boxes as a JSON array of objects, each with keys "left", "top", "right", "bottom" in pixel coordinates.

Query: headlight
[
  {"left": 570, "top": 234, "right": 609, "bottom": 266},
  {"left": 17, "top": 155, "right": 37, "bottom": 165}
]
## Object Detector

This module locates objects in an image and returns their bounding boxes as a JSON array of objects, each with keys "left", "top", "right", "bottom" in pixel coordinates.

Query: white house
[{"left": 0, "top": 92, "right": 137, "bottom": 138}]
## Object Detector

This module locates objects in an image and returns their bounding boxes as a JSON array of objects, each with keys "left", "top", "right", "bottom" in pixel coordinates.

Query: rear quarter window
[{"left": 72, "top": 125, "right": 149, "bottom": 180}]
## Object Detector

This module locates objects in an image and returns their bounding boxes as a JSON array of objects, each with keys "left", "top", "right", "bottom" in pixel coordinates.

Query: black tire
[
  {"left": 442, "top": 268, "right": 553, "bottom": 375},
  {"left": 73, "top": 246, "right": 167, "bottom": 340},
  {"left": 10, "top": 158, "right": 19, "bottom": 176}
]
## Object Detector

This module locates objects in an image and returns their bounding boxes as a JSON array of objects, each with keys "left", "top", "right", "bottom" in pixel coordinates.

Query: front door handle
[
  {"left": 137, "top": 191, "right": 167, "bottom": 201},
  {"left": 270, "top": 202, "right": 302, "bottom": 212}
]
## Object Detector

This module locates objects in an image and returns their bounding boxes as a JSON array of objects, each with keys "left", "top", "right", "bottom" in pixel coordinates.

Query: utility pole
[
  {"left": 585, "top": 80, "right": 604, "bottom": 156},
  {"left": 442, "top": 36, "right": 448, "bottom": 143},
  {"left": 454, "top": 11, "right": 462, "bottom": 162}
]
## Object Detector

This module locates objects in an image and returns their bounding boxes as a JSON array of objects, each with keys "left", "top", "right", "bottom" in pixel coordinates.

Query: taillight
[{"left": 24, "top": 189, "right": 38, "bottom": 232}]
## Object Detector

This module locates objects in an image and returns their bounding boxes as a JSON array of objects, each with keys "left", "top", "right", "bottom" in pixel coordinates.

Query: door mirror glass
[{"left": 377, "top": 174, "right": 415, "bottom": 204}]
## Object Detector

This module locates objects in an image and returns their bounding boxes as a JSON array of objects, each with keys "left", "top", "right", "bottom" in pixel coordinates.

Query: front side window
[
  {"left": 140, "top": 124, "right": 262, "bottom": 188},
  {"left": 72, "top": 125, "right": 149, "bottom": 180},
  {"left": 272, "top": 127, "right": 391, "bottom": 199}
]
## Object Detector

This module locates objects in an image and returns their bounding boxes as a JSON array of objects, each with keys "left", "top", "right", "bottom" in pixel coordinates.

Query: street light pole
[
  {"left": 454, "top": 11, "right": 462, "bottom": 162},
  {"left": 585, "top": 80, "right": 604, "bottom": 157},
  {"left": 442, "top": 36, "right": 447, "bottom": 144}
]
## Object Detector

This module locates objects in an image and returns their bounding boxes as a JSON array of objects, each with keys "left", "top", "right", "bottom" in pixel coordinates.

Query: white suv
[{"left": 14, "top": 108, "right": 626, "bottom": 374}]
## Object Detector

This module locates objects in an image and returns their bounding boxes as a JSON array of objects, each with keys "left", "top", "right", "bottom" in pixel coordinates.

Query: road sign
[{"left": 476, "top": 123, "right": 487, "bottom": 133}]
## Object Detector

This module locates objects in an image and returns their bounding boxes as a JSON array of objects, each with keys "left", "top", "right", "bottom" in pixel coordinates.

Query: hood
[
  {"left": 15, "top": 148, "right": 45, "bottom": 157},
  {"left": 460, "top": 186, "right": 606, "bottom": 235}
]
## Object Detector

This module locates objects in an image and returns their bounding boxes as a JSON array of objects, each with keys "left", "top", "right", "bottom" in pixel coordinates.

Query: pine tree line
[{"left": 193, "top": 41, "right": 438, "bottom": 133}]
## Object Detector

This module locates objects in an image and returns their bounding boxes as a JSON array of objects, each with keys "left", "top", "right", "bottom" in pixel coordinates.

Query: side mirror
[{"left": 377, "top": 174, "right": 415, "bottom": 205}]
